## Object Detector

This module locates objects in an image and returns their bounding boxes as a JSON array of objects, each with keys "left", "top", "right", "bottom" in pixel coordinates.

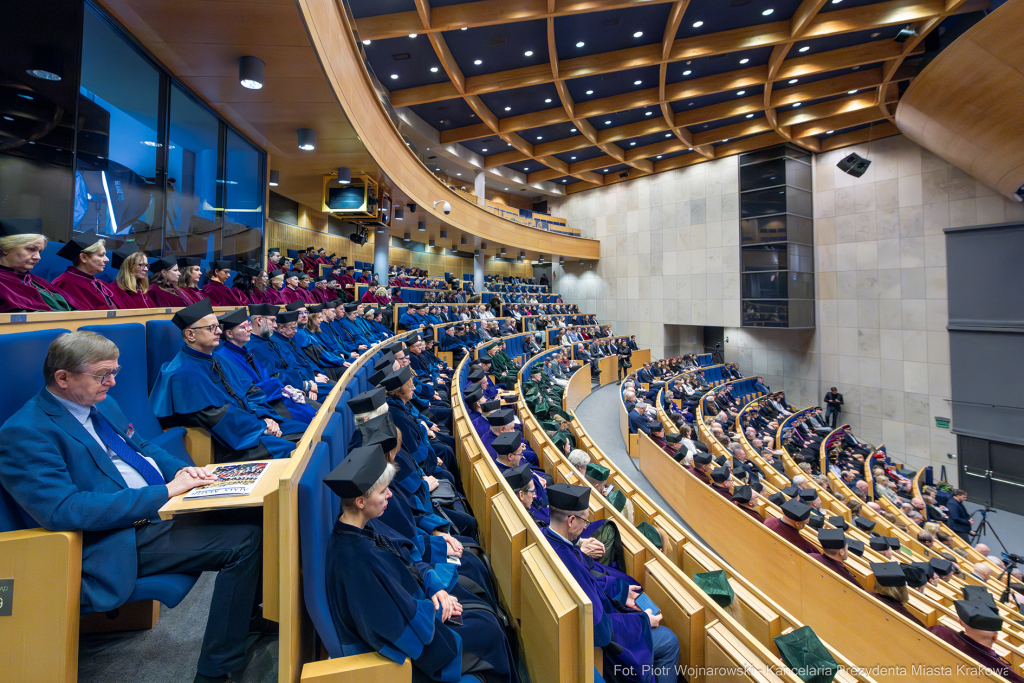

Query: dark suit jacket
[
  {"left": 639, "top": 369, "right": 654, "bottom": 384},
  {"left": 945, "top": 498, "right": 972, "bottom": 533},
  {"left": 825, "top": 392, "right": 844, "bottom": 411},
  {"left": 628, "top": 408, "right": 651, "bottom": 435},
  {"left": 0, "top": 389, "right": 189, "bottom": 611}
]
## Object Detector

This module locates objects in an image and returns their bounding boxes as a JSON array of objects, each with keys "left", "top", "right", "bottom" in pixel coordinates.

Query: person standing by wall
[{"left": 824, "top": 386, "right": 843, "bottom": 428}]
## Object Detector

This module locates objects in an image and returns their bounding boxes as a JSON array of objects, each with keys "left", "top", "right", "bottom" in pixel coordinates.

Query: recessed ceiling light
[
  {"left": 362, "top": 39, "right": 371, "bottom": 45},
  {"left": 570, "top": 128, "right": 577, "bottom": 132},
  {"left": 848, "top": 90, "right": 857, "bottom": 94},
  {"left": 525, "top": 50, "right": 534, "bottom": 57},
  {"left": 630, "top": 142, "right": 636, "bottom": 146},
  {"left": 482, "top": 148, "right": 488, "bottom": 152},
  {"left": 603, "top": 168, "right": 608, "bottom": 172},
  {"left": 871, "top": 32, "right": 881, "bottom": 38},
  {"left": 504, "top": 106, "right": 511, "bottom": 111},
  {"left": 740, "top": 58, "right": 749, "bottom": 64},
  {"left": 409, "top": 33, "right": 417, "bottom": 38},
  {"left": 665, "top": 133, "right": 672, "bottom": 137},
  {"left": 723, "top": 139, "right": 729, "bottom": 142},
  {"left": 656, "top": 155, "right": 662, "bottom": 158},
  {"left": 507, "top": 142, "right": 511, "bottom": 146},
  {"left": 793, "top": 102, "right": 802, "bottom": 107},
  {"left": 634, "top": 80, "right": 642, "bottom": 85},
  {"left": 605, "top": 120, "right": 611, "bottom": 124},
  {"left": 692, "top": 21, "right": 704, "bottom": 28},
  {"left": 798, "top": 46, "right": 809, "bottom": 52},
  {"left": 523, "top": 167, "right": 529, "bottom": 171},
  {"left": 474, "top": 59, "right": 482, "bottom": 65},
  {"left": 545, "top": 98, "right": 552, "bottom": 103},
  {"left": 645, "top": 111, "right": 653, "bottom": 116},
  {"left": 746, "top": 113, "right": 754, "bottom": 118},
  {"left": 826, "top": 130, "right": 834, "bottom": 134},
  {"left": 462, "top": 27, "right": 468, "bottom": 30},
  {"left": 683, "top": 70, "right": 692, "bottom": 75},
  {"left": 788, "top": 78, "right": 798, "bottom": 84},
  {"left": 586, "top": 90, "right": 594, "bottom": 95},
  {"left": 832, "top": 0, "right": 841, "bottom": 3},
  {"left": 762, "top": 8, "right": 774, "bottom": 16},
  {"left": 504, "top": 187, "right": 509, "bottom": 190},
  {"left": 390, "top": 74, "right": 398, "bottom": 79},
  {"left": 576, "top": 41, "right": 585, "bottom": 48},
  {"left": 2, "top": 116, "right": 12, "bottom": 121},
  {"left": 537, "top": 136, "right": 543, "bottom": 140},
  {"left": 430, "top": 67, "right": 438, "bottom": 72},
  {"left": 737, "top": 90, "right": 745, "bottom": 95},
  {"left": 634, "top": 31, "right": 644, "bottom": 38},
  {"left": 571, "top": 156, "right": 576, "bottom": 159},
  {"left": 563, "top": 179, "right": 567, "bottom": 182},
  {"left": 456, "top": 172, "right": 461, "bottom": 176}
]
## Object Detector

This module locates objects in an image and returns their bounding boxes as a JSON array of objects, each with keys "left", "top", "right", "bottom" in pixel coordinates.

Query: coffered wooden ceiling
[{"left": 353, "top": 0, "right": 989, "bottom": 192}]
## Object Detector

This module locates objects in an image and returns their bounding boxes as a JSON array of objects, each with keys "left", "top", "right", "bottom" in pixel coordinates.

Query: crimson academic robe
[
  {"left": 735, "top": 502, "right": 764, "bottom": 522},
  {"left": 928, "top": 625, "right": 1024, "bottom": 683},
  {"left": 202, "top": 280, "right": 248, "bottom": 306},
  {"left": 265, "top": 287, "right": 287, "bottom": 304},
  {"left": 808, "top": 552, "right": 860, "bottom": 587},
  {"left": 110, "top": 286, "right": 153, "bottom": 309},
  {"left": 873, "top": 594, "right": 920, "bottom": 624},
  {"left": 0, "top": 266, "right": 75, "bottom": 312},
  {"left": 178, "top": 286, "right": 204, "bottom": 304},
  {"left": 280, "top": 286, "right": 304, "bottom": 303},
  {"left": 297, "top": 287, "right": 317, "bottom": 304},
  {"left": 762, "top": 517, "right": 818, "bottom": 554},
  {"left": 52, "top": 267, "right": 117, "bottom": 310},
  {"left": 147, "top": 285, "right": 191, "bottom": 308},
  {"left": 248, "top": 289, "right": 276, "bottom": 304}
]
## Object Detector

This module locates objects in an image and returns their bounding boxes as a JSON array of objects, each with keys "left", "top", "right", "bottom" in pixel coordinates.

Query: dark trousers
[
  {"left": 825, "top": 406, "right": 840, "bottom": 428},
  {"left": 135, "top": 510, "right": 263, "bottom": 677}
]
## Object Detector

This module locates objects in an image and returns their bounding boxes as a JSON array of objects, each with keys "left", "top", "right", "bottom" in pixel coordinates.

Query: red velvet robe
[
  {"left": 808, "top": 552, "right": 860, "bottom": 587},
  {"left": 280, "top": 286, "right": 304, "bottom": 303},
  {"left": 147, "top": 285, "right": 191, "bottom": 308},
  {"left": 0, "top": 266, "right": 77, "bottom": 312},
  {"left": 762, "top": 517, "right": 818, "bottom": 554},
  {"left": 928, "top": 625, "right": 1024, "bottom": 682},
  {"left": 202, "top": 280, "right": 248, "bottom": 306},
  {"left": 178, "top": 286, "right": 204, "bottom": 304},
  {"left": 52, "top": 267, "right": 117, "bottom": 310},
  {"left": 110, "top": 285, "right": 153, "bottom": 309}
]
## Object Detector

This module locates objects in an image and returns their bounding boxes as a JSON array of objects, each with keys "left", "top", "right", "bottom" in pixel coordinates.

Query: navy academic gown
[
  {"left": 247, "top": 333, "right": 312, "bottom": 390},
  {"left": 150, "top": 345, "right": 299, "bottom": 460},
  {"left": 543, "top": 527, "right": 655, "bottom": 682},
  {"left": 214, "top": 340, "right": 316, "bottom": 423},
  {"left": 326, "top": 519, "right": 517, "bottom": 683}
]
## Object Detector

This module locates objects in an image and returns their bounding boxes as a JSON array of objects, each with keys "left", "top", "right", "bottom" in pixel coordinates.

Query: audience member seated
[
  {"left": 763, "top": 499, "right": 818, "bottom": 554},
  {"left": 929, "top": 601, "right": 1024, "bottom": 682},
  {"left": 0, "top": 227, "right": 75, "bottom": 312},
  {"left": 110, "top": 244, "right": 154, "bottom": 309},
  {"left": 52, "top": 234, "right": 118, "bottom": 310}
]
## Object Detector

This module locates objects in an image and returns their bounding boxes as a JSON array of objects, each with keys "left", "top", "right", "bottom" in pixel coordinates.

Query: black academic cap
[
  {"left": 853, "top": 516, "right": 875, "bottom": 532},
  {"left": 732, "top": 485, "right": 753, "bottom": 504},
  {"left": 149, "top": 256, "right": 177, "bottom": 273},
  {"left": 781, "top": 499, "right": 812, "bottom": 522},
  {"left": 807, "top": 514, "right": 825, "bottom": 529},
  {"left": 828, "top": 516, "right": 849, "bottom": 531},
  {"left": 345, "top": 265, "right": 354, "bottom": 271},
  {"left": 782, "top": 485, "right": 799, "bottom": 498},
  {"left": 798, "top": 489, "right": 819, "bottom": 503},
  {"left": 323, "top": 445, "right": 388, "bottom": 498},
  {"left": 0, "top": 218, "right": 44, "bottom": 236},
  {"left": 547, "top": 483, "right": 590, "bottom": 511},
  {"left": 887, "top": 537, "right": 901, "bottom": 550},
  {"left": 869, "top": 536, "right": 890, "bottom": 552},
  {"left": 238, "top": 264, "right": 262, "bottom": 277},
  {"left": 384, "top": 342, "right": 406, "bottom": 355},
  {"left": 486, "top": 409, "right": 515, "bottom": 427},
  {"left": 177, "top": 256, "right": 202, "bottom": 269},
  {"left": 732, "top": 465, "right": 748, "bottom": 479},
  {"left": 286, "top": 249, "right": 298, "bottom": 259},
  {"left": 503, "top": 463, "right": 532, "bottom": 489},
  {"left": 468, "top": 367, "right": 487, "bottom": 382},
  {"left": 694, "top": 452, "right": 713, "bottom": 466},
  {"left": 171, "top": 299, "right": 215, "bottom": 330},
  {"left": 108, "top": 242, "right": 139, "bottom": 270},
  {"left": 477, "top": 353, "right": 492, "bottom": 363},
  {"left": 306, "top": 246, "right": 315, "bottom": 252},
  {"left": 347, "top": 387, "right": 386, "bottom": 415},
  {"left": 380, "top": 366, "right": 413, "bottom": 391},
  {"left": 710, "top": 466, "right": 731, "bottom": 483},
  {"left": 368, "top": 368, "right": 388, "bottom": 387},
  {"left": 492, "top": 431, "right": 523, "bottom": 455},
  {"left": 248, "top": 304, "right": 280, "bottom": 317},
  {"left": 276, "top": 310, "right": 300, "bottom": 324},
  {"left": 480, "top": 399, "right": 501, "bottom": 412},
  {"left": 464, "top": 387, "right": 484, "bottom": 404},
  {"left": 649, "top": 421, "right": 664, "bottom": 432},
  {"left": 343, "top": 302, "right": 359, "bottom": 313},
  {"left": 218, "top": 307, "right": 249, "bottom": 330},
  {"left": 818, "top": 529, "right": 847, "bottom": 550},
  {"left": 953, "top": 601, "right": 1003, "bottom": 632},
  {"left": 847, "top": 539, "right": 865, "bottom": 557},
  {"left": 285, "top": 269, "right": 299, "bottom": 279},
  {"left": 912, "top": 560, "right": 934, "bottom": 579},
  {"left": 902, "top": 563, "right": 930, "bottom": 588},
  {"left": 363, "top": 414, "right": 399, "bottom": 454},
  {"left": 212, "top": 259, "right": 233, "bottom": 271},
  {"left": 369, "top": 352, "right": 393, "bottom": 369},
  {"left": 268, "top": 247, "right": 280, "bottom": 255},
  {"left": 268, "top": 269, "right": 283, "bottom": 278},
  {"left": 285, "top": 300, "right": 307, "bottom": 311},
  {"left": 871, "top": 562, "right": 907, "bottom": 587},
  {"left": 666, "top": 432, "right": 683, "bottom": 444},
  {"left": 56, "top": 233, "right": 105, "bottom": 263},
  {"left": 930, "top": 557, "right": 953, "bottom": 576},
  {"left": 307, "top": 303, "right": 323, "bottom": 314},
  {"left": 454, "top": 323, "right": 466, "bottom": 331},
  {"left": 962, "top": 586, "right": 998, "bottom": 609}
]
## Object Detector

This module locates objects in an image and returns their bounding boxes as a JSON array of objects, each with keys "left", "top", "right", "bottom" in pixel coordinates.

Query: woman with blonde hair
[
  {"left": 264, "top": 269, "right": 286, "bottom": 304},
  {"left": 174, "top": 256, "right": 204, "bottom": 304},
  {"left": 0, "top": 229, "right": 76, "bottom": 311},
  {"left": 110, "top": 246, "right": 153, "bottom": 308},
  {"left": 52, "top": 234, "right": 118, "bottom": 310},
  {"left": 147, "top": 257, "right": 192, "bottom": 307}
]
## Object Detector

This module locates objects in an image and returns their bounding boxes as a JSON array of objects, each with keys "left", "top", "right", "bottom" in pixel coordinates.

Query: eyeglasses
[
  {"left": 79, "top": 366, "right": 121, "bottom": 384},
  {"left": 569, "top": 514, "right": 591, "bottom": 528},
  {"left": 189, "top": 323, "right": 222, "bottom": 333}
]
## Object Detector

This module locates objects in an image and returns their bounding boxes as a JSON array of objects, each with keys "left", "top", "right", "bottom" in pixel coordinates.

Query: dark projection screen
[{"left": 946, "top": 221, "right": 1024, "bottom": 512}]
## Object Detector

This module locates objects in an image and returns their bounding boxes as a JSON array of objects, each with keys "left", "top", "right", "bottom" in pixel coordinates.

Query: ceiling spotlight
[
  {"left": 605, "top": 120, "right": 611, "bottom": 124},
  {"left": 788, "top": 78, "right": 798, "bottom": 84},
  {"left": 268, "top": 170, "right": 279, "bottom": 186},
  {"left": 656, "top": 155, "right": 662, "bottom": 158},
  {"left": 418, "top": 221, "right": 426, "bottom": 231},
  {"left": 798, "top": 46, "right": 809, "bottom": 52},
  {"left": 474, "top": 59, "right": 482, "bottom": 65},
  {"left": 483, "top": 148, "right": 488, "bottom": 152},
  {"left": 683, "top": 70, "right": 692, "bottom": 75},
  {"left": 395, "top": 207, "right": 404, "bottom": 220},
  {"left": 848, "top": 90, "right": 857, "bottom": 94},
  {"left": 461, "top": 27, "right": 467, "bottom": 30},
  {"left": 545, "top": 98, "right": 552, "bottom": 103},
  {"left": 826, "top": 130, "right": 834, "bottom": 134},
  {"left": 456, "top": 172, "right": 461, "bottom": 176},
  {"left": 837, "top": 152, "right": 871, "bottom": 177},
  {"left": 645, "top": 111, "right": 653, "bottom": 116},
  {"left": 337, "top": 167, "right": 351, "bottom": 184},
  {"left": 505, "top": 106, "right": 511, "bottom": 111},
  {"left": 390, "top": 74, "right": 398, "bottom": 79},
  {"left": 570, "top": 127, "right": 577, "bottom": 132},
  {"left": 793, "top": 102, "right": 802, "bottom": 107},
  {"left": 722, "top": 139, "right": 729, "bottom": 142},
  {"left": 408, "top": 203, "right": 417, "bottom": 212},
  {"left": 762, "top": 8, "right": 774, "bottom": 15},
  {"left": 665, "top": 133, "right": 672, "bottom": 137},
  {"left": 563, "top": 179, "right": 567, "bottom": 183},
  {"left": 576, "top": 41, "right": 585, "bottom": 48},
  {"left": 239, "top": 56, "right": 264, "bottom": 89},
  {"left": 630, "top": 141, "right": 636, "bottom": 146},
  {"left": 571, "top": 156, "right": 576, "bottom": 160},
  {"left": 537, "top": 136, "right": 543, "bottom": 140},
  {"left": 480, "top": 242, "right": 487, "bottom": 249},
  {"left": 429, "top": 239, "right": 435, "bottom": 247},
  {"left": 603, "top": 168, "right": 608, "bottom": 172},
  {"left": 737, "top": 90, "right": 745, "bottom": 95},
  {"left": 297, "top": 128, "right": 315, "bottom": 150},
  {"left": 634, "top": 80, "right": 642, "bottom": 85},
  {"left": 870, "top": 32, "right": 881, "bottom": 38},
  {"left": 586, "top": 90, "right": 594, "bottom": 95},
  {"left": 501, "top": 247, "right": 507, "bottom": 254},
  {"left": 520, "top": 250, "right": 526, "bottom": 257},
  {"left": 362, "top": 39, "right": 371, "bottom": 45},
  {"left": 523, "top": 167, "right": 529, "bottom": 171},
  {"left": 504, "top": 187, "right": 509, "bottom": 190},
  {"left": 693, "top": 21, "right": 704, "bottom": 28},
  {"left": 634, "top": 31, "right": 643, "bottom": 38},
  {"left": 525, "top": 50, "right": 534, "bottom": 56},
  {"left": 461, "top": 236, "right": 468, "bottom": 245},
  {"left": 409, "top": 33, "right": 417, "bottom": 38},
  {"left": 430, "top": 67, "right": 439, "bottom": 72},
  {"left": 832, "top": 0, "right": 842, "bottom": 3},
  {"left": 746, "top": 113, "right": 754, "bottom": 118},
  {"left": 739, "top": 58, "right": 750, "bottom": 65}
]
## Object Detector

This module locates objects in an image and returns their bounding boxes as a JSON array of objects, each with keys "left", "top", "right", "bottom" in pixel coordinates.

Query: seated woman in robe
[
  {"left": 0, "top": 228, "right": 76, "bottom": 312},
  {"left": 147, "top": 257, "right": 192, "bottom": 307},
  {"left": 175, "top": 256, "right": 204, "bottom": 304},
  {"left": 324, "top": 444, "right": 518, "bottom": 683},
  {"left": 52, "top": 234, "right": 118, "bottom": 310},
  {"left": 110, "top": 245, "right": 153, "bottom": 309}
]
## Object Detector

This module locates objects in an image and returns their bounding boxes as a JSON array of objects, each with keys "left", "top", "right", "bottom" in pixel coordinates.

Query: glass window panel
[
  {"left": 77, "top": 6, "right": 161, "bottom": 242},
  {"left": 0, "top": 0, "right": 85, "bottom": 243},
  {"left": 786, "top": 158, "right": 811, "bottom": 190},
  {"left": 742, "top": 271, "right": 814, "bottom": 299},
  {"left": 739, "top": 158, "right": 786, "bottom": 190},
  {"left": 742, "top": 243, "right": 815, "bottom": 272},
  {"left": 222, "top": 128, "right": 264, "bottom": 264},
  {"left": 742, "top": 299, "right": 815, "bottom": 328},
  {"left": 740, "top": 215, "right": 813, "bottom": 245},
  {"left": 167, "top": 84, "right": 219, "bottom": 260},
  {"left": 741, "top": 186, "right": 812, "bottom": 218}
]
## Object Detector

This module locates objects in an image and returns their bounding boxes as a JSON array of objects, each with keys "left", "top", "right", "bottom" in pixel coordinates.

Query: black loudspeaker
[
  {"left": 349, "top": 230, "right": 367, "bottom": 246},
  {"left": 837, "top": 152, "right": 871, "bottom": 178}
]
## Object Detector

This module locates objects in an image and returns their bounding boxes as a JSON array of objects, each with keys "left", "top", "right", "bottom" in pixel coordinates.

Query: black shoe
[{"left": 248, "top": 615, "right": 279, "bottom": 636}]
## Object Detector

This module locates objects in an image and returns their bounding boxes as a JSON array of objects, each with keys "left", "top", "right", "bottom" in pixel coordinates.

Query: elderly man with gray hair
[{"left": 0, "top": 330, "right": 264, "bottom": 683}]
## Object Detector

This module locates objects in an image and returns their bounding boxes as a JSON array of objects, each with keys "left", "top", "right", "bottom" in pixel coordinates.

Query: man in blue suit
[
  {"left": 0, "top": 331, "right": 262, "bottom": 683},
  {"left": 946, "top": 489, "right": 974, "bottom": 543}
]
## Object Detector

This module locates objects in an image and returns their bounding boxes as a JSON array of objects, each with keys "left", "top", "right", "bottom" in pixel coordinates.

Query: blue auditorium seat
[
  {"left": 35, "top": 241, "right": 67, "bottom": 282},
  {"left": 80, "top": 323, "right": 192, "bottom": 465},
  {"left": 320, "top": 413, "right": 350, "bottom": 469},
  {"left": 0, "top": 328, "right": 70, "bottom": 426},
  {"left": 146, "top": 320, "right": 184, "bottom": 392},
  {"left": 298, "top": 442, "right": 345, "bottom": 657}
]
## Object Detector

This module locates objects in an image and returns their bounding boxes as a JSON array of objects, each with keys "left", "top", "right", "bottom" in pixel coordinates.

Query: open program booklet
[{"left": 183, "top": 462, "right": 270, "bottom": 500}]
